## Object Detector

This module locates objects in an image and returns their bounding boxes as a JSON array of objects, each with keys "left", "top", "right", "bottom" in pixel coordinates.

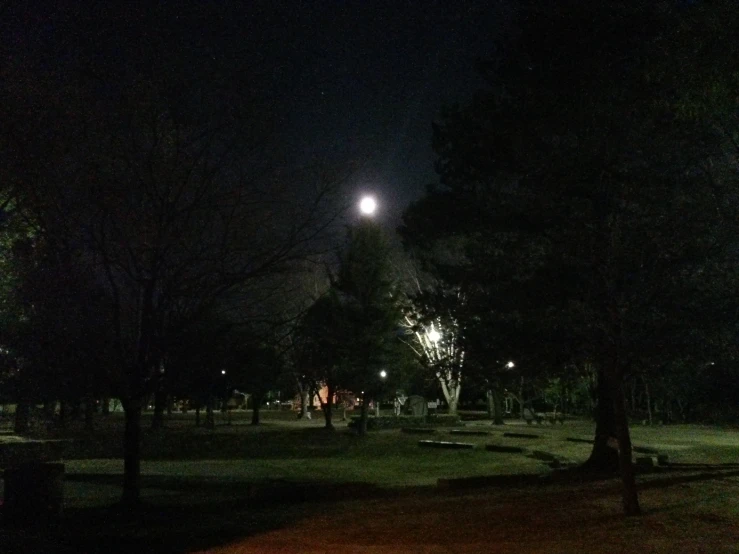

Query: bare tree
[{"left": 2, "top": 70, "right": 347, "bottom": 504}]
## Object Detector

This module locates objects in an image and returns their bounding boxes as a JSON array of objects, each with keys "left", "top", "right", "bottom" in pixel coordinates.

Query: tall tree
[
  {"left": 295, "top": 292, "right": 347, "bottom": 430},
  {"left": 402, "top": 1, "right": 739, "bottom": 516},
  {"left": 335, "top": 220, "right": 404, "bottom": 434},
  {"left": 401, "top": 280, "right": 467, "bottom": 415},
  {"left": 297, "top": 220, "right": 403, "bottom": 434}
]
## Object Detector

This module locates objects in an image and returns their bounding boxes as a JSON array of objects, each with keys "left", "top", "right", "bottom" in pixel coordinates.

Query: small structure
[
  {"left": 405, "top": 395, "right": 427, "bottom": 416},
  {"left": 393, "top": 393, "right": 408, "bottom": 416}
]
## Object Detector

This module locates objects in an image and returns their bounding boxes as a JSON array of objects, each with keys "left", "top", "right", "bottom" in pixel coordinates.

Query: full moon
[{"left": 359, "top": 196, "right": 377, "bottom": 215}]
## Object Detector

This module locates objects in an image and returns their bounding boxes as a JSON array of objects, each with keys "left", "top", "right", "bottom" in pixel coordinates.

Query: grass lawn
[{"left": 1, "top": 411, "right": 739, "bottom": 553}]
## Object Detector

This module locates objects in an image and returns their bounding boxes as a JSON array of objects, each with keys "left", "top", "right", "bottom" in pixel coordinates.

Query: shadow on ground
[
  {"left": 3, "top": 464, "right": 739, "bottom": 554},
  {"left": 0, "top": 473, "right": 393, "bottom": 554}
]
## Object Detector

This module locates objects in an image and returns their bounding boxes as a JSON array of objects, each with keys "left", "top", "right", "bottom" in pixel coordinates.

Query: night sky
[{"left": 3, "top": 1, "right": 508, "bottom": 223}]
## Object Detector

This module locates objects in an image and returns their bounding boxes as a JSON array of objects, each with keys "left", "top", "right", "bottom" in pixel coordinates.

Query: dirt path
[{"left": 197, "top": 475, "right": 739, "bottom": 554}]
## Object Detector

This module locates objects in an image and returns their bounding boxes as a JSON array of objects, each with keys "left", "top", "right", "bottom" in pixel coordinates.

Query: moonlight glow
[{"left": 359, "top": 196, "right": 377, "bottom": 215}]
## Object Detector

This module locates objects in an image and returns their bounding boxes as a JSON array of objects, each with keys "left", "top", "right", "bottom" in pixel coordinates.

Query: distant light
[
  {"left": 380, "top": 370, "right": 387, "bottom": 379},
  {"left": 221, "top": 370, "right": 226, "bottom": 375},
  {"left": 359, "top": 196, "right": 377, "bottom": 215},
  {"left": 506, "top": 361, "right": 515, "bottom": 369},
  {"left": 427, "top": 329, "right": 441, "bottom": 343}
]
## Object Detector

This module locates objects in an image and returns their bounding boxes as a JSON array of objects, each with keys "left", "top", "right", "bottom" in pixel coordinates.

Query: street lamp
[
  {"left": 427, "top": 328, "right": 441, "bottom": 343},
  {"left": 359, "top": 196, "right": 377, "bottom": 215},
  {"left": 379, "top": 370, "right": 387, "bottom": 379},
  {"left": 506, "top": 361, "right": 515, "bottom": 369},
  {"left": 221, "top": 370, "right": 227, "bottom": 375}
]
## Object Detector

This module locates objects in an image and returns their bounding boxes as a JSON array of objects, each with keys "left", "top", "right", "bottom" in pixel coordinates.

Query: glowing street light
[
  {"left": 359, "top": 196, "right": 377, "bottom": 215},
  {"left": 506, "top": 361, "right": 515, "bottom": 369},
  {"left": 379, "top": 370, "right": 388, "bottom": 379},
  {"left": 427, "top": 328, "right": 441, "bottom": 343},
  {"left": 221, "top": 370, "right": 227, "bottom": 375}
]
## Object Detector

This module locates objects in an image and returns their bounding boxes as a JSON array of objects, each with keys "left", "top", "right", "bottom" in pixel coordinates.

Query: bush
[{"left": 348, "top": 414, "right": 461, "bottom": 430}]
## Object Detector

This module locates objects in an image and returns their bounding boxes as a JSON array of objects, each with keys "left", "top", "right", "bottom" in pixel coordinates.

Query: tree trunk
[
  {"left": 492, "top": 388, "right": 505, "bottom": 425},
  {"left": 320, "top": 384, "right": 334, "bottom": 430},
  {"left": 251, "top": 396, "right": 261, "bottom": 425},
  {"left": 101, "top": 397, "right": 110, "bottom": 416},
  {"left": 151, "top": 389, "right": 166, "bottom": 430},
  {"left": 608, "top": 366, "right": 641, "bottom": 516},
  {"left": 43, "top": 399, "right": 57, "bottom": 422},
  {"left": 195, "top": 405, "right": 201, "bottom": 426},
  {"left": 358, "top": 395, "right": 369, "bottom": 436},
  {"left": 519, "top": 378, "right": 525, "bottom": 421},
  {"left": 14, "top": 402, "right": 31, "bottom": 434},
  {"left": 300, "top": 389, "right": 310, "bottom": 418},
  {"left": 84, "top": 398, "right": 94, "bottom": 432},
  {"left": 486, "top": 390, "right": 494, "bottom": 419},
  {"left": 439, "top": 374, "right": 460, "bottom": 415},
  {"left": 121, "top": 399, "right": 142, "bottom": 507},
  {"left": 584, "top": 366, "right": 620, "bottom": 472},
  {"left": 58, "top": 400, "right": 66, "bottom": 428},
  {"left": 374, "top": 399, "right": 380, "bottom": 417},
  {"left": 205, "top": 396, "right": 215, "bottom": 429},
  {"left": 645, "top": 381, "right": 653, "bottom": 425}
]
